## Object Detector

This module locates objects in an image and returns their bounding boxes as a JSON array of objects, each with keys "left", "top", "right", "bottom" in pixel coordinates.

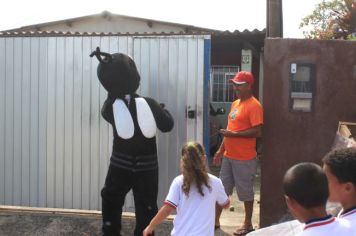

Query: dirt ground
[
  {"left": 0, "top": 209, "right": 173, "bottom": 236},
  {"left": 0, "top": 161, "right": 261, "bottom": 236}
]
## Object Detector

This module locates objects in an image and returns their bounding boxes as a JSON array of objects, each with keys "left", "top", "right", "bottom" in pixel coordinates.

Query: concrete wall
[{"left": 261, "top": 38, "right": 356, "bottom": 226}]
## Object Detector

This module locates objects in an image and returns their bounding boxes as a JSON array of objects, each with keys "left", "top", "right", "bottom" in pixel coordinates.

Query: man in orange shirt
[{"left": 213, "top": 71, "right": 263, "bottom": 236}]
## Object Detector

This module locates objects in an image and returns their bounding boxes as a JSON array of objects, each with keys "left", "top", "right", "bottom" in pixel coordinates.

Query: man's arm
[
  {"left": 213, "top": 125, "right": 262, "bottom": 166},
  {"left": 220, "top": 124, "right": 262, "bottom": 138},
  {"left": 213, "top": 139, "right": 225, "bottom": 166}
]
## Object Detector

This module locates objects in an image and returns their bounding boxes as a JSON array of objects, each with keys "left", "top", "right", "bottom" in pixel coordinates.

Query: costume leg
[
  {"left": 132, "top": 169, "right": 158, "bottom": 236},
  {"left": 101, "top": 165, "right": 133, "bottom": 236}
]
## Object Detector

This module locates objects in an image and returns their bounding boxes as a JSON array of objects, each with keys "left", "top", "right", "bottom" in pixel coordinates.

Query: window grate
[
  {"left": 210, "top": 66, "right": 240, "bottom": 102},
  {"left": 289, "top": 63, "right": 315, "bottom": 112}
]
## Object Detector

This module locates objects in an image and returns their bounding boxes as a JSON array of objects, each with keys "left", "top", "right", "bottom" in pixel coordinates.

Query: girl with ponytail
[{"left": 143, "top": 142, "right": 230, "bottom": 236}]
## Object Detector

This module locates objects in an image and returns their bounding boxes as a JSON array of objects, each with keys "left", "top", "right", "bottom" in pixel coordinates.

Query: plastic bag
[{"left": 331, "top": 131, "right": 356, "bottom": 151}]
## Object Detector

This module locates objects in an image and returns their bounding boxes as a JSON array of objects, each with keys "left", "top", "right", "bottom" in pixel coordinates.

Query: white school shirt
[
  {"left": 247, "top": 220, "right": 303, "bottom": 236},
  {"left": 164, "top": 174, "right": 229, "bottom": 236},
  {"left": 338, "top": 206, "right": 356, "bottom": 235},
  {"left": 299, "top": 215, "right": 352, "bottom": 236}
]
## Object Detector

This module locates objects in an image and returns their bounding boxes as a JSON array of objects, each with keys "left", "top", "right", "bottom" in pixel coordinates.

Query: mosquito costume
[{"left": 90, "top": 48, "right": 174, "bottom": 236}]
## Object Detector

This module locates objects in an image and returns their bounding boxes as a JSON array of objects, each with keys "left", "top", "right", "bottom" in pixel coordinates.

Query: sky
[{"left": 0, "top": 0, "right": 322, "bottom": 38}]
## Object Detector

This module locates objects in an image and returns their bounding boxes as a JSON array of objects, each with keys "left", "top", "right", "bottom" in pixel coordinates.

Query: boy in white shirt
[
  {"left": 283, "top": 162, "right": 352, "bottom": 236},
  {"left": 322, "top": 147, "right": 356, "bottom": 232}
]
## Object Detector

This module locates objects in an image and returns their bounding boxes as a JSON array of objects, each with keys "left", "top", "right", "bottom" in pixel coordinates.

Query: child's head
[
  {"left": 283, "top": 162, "right": 329, "bottom": 222},
  {"left": 180, "top": 142, "right": 210, "bottom": 197},
  {"left": 180, "top": 141, "right": 206, "bottom": 171},
  {"left": 322, "top": 147, "right": 356, "bottom": 204}
]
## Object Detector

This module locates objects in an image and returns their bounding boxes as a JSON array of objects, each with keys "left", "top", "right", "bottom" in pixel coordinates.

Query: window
[
  {"left": 210, "top": 66, "right": 240, "bottom": 102},
  {"left": 289, "top": 63, "right": 315, "bottom": 112}
]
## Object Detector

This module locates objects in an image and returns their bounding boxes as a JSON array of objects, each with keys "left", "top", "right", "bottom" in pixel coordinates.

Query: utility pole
[{"left": 267, "top": 0, "right": 283, "bottom": 37}]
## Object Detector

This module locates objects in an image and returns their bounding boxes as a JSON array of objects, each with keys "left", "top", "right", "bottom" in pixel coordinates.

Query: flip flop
[{"left": 233, "top": 228, "right": 255, "bottom": 236}]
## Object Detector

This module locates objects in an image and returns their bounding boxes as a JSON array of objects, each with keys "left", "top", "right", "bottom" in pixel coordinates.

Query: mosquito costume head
[{"left": 90, "top": 47, "right": 140, "bottom": 97}]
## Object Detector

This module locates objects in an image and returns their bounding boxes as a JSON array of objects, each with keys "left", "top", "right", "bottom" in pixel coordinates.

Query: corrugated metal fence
[{"left": 0, "top": 35, "right": 209, "bottom": 211}]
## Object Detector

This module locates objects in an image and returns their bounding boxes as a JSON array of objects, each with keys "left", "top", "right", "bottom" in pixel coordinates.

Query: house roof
[
  {"left": 1, "top": 11, "right": 265, "bottom": 37},
  {"left": 0, "top": 29, "right": 266, "bottom": 37},
  {"left": 3, "top": 11, "right": 218, "bottom": 33}
]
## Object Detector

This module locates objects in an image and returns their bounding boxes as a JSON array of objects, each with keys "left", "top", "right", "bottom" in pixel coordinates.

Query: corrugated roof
[
  {"left": 0, "top": 11, "right": 265, "bottom": 37},
  {"left": 0, "top": 29, "right": 265, "bottom": 37},
  {"left": 3, "top": 11, "right": 216, "bottom": 33},
  {"left": 220, "top": 29, "right": 266, "bottom": 34}
]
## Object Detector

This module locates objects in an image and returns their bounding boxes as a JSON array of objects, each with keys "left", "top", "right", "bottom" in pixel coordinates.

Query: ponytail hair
[{"left": 181, "top": 142, "right": 211, "bottom": 197}]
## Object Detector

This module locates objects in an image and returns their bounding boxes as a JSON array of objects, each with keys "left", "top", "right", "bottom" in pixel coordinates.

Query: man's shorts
[{"left": 219, "top": 157, "right": 257, "bottom": 202}]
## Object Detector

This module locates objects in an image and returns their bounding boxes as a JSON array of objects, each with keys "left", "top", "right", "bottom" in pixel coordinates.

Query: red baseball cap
[{"left": 229, "top": 71, "right": 254, "bottom": 85}]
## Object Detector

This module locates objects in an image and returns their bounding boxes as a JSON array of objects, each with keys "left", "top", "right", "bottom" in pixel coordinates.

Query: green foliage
[{"left": 299, "top": 0, "right": 356, "bottom": 39}]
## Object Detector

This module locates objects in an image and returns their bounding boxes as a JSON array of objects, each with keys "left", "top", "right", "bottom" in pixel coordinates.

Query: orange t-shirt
[{"left": 224, "top": 96, "right": 263, "bottom": 160}]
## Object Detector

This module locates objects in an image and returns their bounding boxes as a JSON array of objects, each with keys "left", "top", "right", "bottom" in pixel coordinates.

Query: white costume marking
[
  {"left": 135, "top": 98, "right": 157, "bottom": 138},
  {"left": 113, "top": 99, "right": 135, "bottom": 139},
  {"left": 113, "top": 98, "right": 157, "bottom": 139}
]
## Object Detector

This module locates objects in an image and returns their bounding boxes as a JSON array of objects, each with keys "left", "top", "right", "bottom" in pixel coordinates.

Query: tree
[{"left": 299, "top": 0, "right": 356, "bottom": 39}]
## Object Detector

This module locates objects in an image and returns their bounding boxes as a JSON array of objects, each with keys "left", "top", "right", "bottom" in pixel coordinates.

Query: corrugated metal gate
[{"left": 0, "top": 35, "right": 209, "bottom": 211}]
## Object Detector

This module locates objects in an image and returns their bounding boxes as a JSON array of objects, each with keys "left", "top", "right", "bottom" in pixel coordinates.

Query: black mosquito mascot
[{"left": 90, "top": 47, "right": 174, "bottom": 236}]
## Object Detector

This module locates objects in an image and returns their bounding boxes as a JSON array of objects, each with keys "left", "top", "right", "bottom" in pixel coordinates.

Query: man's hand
[
  {"left": 213, "top": 149, "right": 224, "bottom": 166},
  {"left": 219, "top": 129, "right": 236, "bottom": 137},
  {"left": 220, "top": 125, "right": 262, "bottom": 138}
]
